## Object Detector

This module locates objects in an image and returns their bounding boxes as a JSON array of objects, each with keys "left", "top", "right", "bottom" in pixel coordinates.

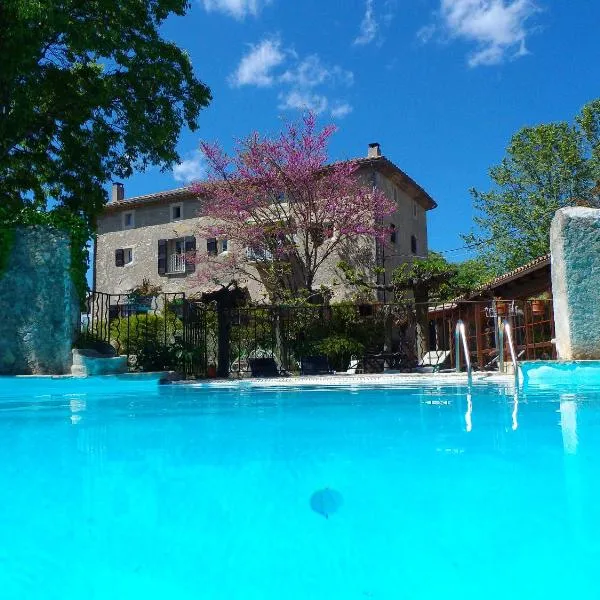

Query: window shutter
[
  {"left": 207, "top": 238, "right": 217, "bottom": 256},
  {"left": 157, "top": 239, "right": 167, "bottom": 275},
  {"left": 184, "top": 236, "right": 196, "bottom": 273},
  {"left": 115, "top": 248, "right": 124, "bottom": 267}
]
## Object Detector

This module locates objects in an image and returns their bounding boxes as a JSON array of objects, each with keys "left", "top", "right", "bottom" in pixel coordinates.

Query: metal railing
[
  {"left": 454, "top": 320, "right": 472, "bottom": 377},
  {"left": 168, "top": 253, "right": 186, "bottom": 274},
  {"left": 80, "top": 295, "right": 555, "bottom": 378},
  {"left": 498, "top": 319, "right": 518, "bottom": 376}
]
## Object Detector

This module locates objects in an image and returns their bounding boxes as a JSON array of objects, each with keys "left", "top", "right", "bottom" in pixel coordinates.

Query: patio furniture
[
  {"left": 249, "top": 357, "right": 281, "bottom": 378},
  {"left": 300, "top": 355, "right": 334, "bottom": 376},
  {"left": 415, "top": 350, "right": 451, "bottom": 373}
]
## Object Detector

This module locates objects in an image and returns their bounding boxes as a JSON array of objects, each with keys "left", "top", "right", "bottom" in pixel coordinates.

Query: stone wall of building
[
  {"left": 95, "top": 171, "right": 429, "bottom": 302},
  {"left": 0, "top": 227, "right": 79, "bottom": 374},
  {"left": 551, "top": 207, "right": 600, "bottom": 360}
]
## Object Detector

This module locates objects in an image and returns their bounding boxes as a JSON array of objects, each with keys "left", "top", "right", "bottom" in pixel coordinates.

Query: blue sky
[{"left": 117, "top": 0, "right": 600, "bottom": 262}]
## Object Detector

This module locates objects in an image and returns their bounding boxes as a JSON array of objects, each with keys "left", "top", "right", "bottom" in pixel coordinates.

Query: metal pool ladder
[
  {"left": 498, "top": 319, "right": 518, "bottom": 377},
  {"left": 454, "top": 320, "right": 472, "bottom": 379}
]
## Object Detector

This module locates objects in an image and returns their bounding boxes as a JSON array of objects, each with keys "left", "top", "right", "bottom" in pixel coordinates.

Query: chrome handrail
[
  {"left": 454, "top": 320, "right": 472, "bottom": 378},
  {"left": 498, "top": 319, "right": 518, "bottom": 375}
]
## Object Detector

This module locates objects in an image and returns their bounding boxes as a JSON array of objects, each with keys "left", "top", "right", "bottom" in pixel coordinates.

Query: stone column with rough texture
[
  {"left": 0, "top": 226, "right": 80, "bottom": 374},
  {"left": 550, "top": 207, "right": 600, "bottom": 360}
]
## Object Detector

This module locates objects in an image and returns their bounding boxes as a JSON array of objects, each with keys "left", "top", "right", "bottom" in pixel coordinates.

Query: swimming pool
[{"left": 0, "top": 374, "right": 598, "bottom": 599}]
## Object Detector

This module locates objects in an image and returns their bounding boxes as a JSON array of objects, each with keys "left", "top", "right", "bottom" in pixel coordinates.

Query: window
[
  {"left": 170, "top": 203, "right": 183, "bottom": 222},
  {"left": 413, "top": 201, "right": 418, "bottom": 219},
  {"left": 207, "top": 238, "right": 218, "bottom": 256},
  {"left": 246, "top": 246, "right": 273, "bottom": 262},
  {"left": 220, "top": 239, "right": 228, "bottom": 253},
  {"left": 158, "top": 236, "right": 195, "bottom": 275},
  {"left": 390, "top": 224, "right": 397, "bottom": 244},
  {"left": 411, "top": 234, "right": 418, "bottom": 255},
  {"left": 115, "top": 248, "right": 133, "bottom": 267},
  {"left": 123, "top": 210, "right": 135, "bottom": 229},
  {"left": 168, "top": 239, "right": 185, "bottom": 273}
]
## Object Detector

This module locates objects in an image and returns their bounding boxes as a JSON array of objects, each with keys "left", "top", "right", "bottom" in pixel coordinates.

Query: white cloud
[
  {"left": 230, "top": 38, "right": 354, "bottom": 117},
  {"left": 173, "top": 151, "right": 206, "bottom": 184},
  {"left": 423, "top": 0, "right": 539, "bottom": 67},
  {"left": 416, "top": 24, "right": 437, "bottom": 44},
  {"left": 354, "top": 0, "right": 379, "bottom": 45},
  {"left": 280, "top": 56, "right": 354, "bottom": 89},
  {"left": 279, "top": 91, "right": 329, "bottom": 114},
  {"left": 201, "top": 0, "right": 271, "bottom": 19},
  {"left": 330, "top": 103, "right": 353, "bottom": 119},
  {"left": 229, "top": 39, "right": 285, "bottom": 87}
]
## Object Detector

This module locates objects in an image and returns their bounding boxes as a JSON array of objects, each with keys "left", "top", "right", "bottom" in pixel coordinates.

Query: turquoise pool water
[{"left": 0, "top": 375, "right": 599, "bottom": 599}]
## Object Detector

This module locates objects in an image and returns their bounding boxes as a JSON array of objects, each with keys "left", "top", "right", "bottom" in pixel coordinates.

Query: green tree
[
  {"left": 390, "top": 252, "right": 457, "bottom": 303},
  {"left": 444, "top": 257, "right": 495, "bottom": 300},
  {"left": 0, "top": 0, "right": 211, "bottom": 276},
  {"left": 465, "top": 99, "right": 600, "bottom": 271},
  {"left": 340, "top": 252, "right": 494, "bottom": 303}
]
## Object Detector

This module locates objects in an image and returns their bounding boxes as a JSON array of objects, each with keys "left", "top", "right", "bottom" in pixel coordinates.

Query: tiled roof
[
  {"left": 462, "top": 253, "right": 551, "bottom": 299},
  {"left": 104, "top": 155, "right": 437, "bottom": 212}
]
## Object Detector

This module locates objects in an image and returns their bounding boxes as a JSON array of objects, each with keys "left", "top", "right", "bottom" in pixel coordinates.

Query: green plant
[
  {"left": 108, "top": 313, "right": 181, "bottom": 356},
  {"left": 314, "top": 335, "right": 364, "bottom": 371},
  {"left": 529, "top": 291, "right": 552, "bottom": 301},
  {"left": 128, "top": 278, "right": 162, "bottom": 299}
]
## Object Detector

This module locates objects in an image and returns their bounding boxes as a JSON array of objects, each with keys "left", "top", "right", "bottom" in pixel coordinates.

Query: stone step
[{"left": 71, "top": 349, "right": 128, "bottom": 376}]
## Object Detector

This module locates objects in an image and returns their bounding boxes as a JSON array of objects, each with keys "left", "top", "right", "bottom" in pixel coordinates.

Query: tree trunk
[{"left": 414, "top": 288, "right": 429, "bottom": 359}]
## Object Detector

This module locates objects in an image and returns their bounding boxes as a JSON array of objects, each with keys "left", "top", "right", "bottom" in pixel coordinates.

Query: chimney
[
  {"left": 112, "top": 182, "right": 124, "bottom": 203},
  {"left": 368, "top": 142, "right": 381, "bottom": 158}
]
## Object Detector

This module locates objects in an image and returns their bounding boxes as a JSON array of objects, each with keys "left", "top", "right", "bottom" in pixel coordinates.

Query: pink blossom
[{"left": 190, "top": 113, "right": 396, "bottom": 296}]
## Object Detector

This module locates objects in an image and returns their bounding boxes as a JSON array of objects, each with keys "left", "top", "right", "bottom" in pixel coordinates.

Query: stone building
[{"left": 94, "top": 143, "right": 437, "bottom": 301}]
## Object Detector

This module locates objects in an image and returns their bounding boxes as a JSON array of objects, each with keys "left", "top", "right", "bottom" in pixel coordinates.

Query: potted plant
[
  {"left": 127, "top": 278, "right": 162, "bottom": 313},
  {"left": 530, "top": 292, "right": 551, "bottom": 316},
  {"left": 494, "top": 298, "right": 508, "bottom": 317}
]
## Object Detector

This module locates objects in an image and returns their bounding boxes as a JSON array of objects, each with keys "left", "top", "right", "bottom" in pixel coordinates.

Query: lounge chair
[
  {"left": 346, "top": 357, "right": 359, "bottom": 374},
  {"left": 300, "top": 355, "right": 334, "bottom": 376},
  {"left": 249, "top": 357, "right": 281, "bottom": 378},
  {"left": 415, "top": 350, "right": 451, "bottom": 373}
]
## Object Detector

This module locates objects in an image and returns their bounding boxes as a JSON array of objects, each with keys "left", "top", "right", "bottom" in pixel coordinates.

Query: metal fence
[
  {"left": 80, "top": 291, "right": 216, "bottom": 376},
  {"left": 81, "top": 293, "right": 555, "bottom": 377}
]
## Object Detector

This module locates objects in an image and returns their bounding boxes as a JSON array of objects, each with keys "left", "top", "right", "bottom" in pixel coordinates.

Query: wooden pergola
[{"left": 428, "top": 255, "right": 555, "bottom": 368}]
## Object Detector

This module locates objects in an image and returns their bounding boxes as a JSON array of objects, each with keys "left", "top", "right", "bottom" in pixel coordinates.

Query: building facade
[{"left": 94, "top": 143, "right": 437, "bottom": 301}]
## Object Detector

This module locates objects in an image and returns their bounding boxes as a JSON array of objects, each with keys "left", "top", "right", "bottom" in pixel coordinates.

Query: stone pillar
[
  {"left": 0, "top": 226, "right": 80, "bottom": 374},
  {"left": 550, "top": 207, "right": 600, "bottom": 360}
]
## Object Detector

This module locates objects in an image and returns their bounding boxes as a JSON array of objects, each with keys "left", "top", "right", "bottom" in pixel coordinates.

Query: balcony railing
[{"left": 168, "top": 253, "right": 186, "bottom": 274}]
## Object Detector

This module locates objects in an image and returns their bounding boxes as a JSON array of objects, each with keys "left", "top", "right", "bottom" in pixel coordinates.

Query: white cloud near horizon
[
  {"left": 230, "top": 39, "right": 354, "bottom": 118},
  {"left": 354, "top": 0, "right": 379, "bottom": 45},
  {"left": 201, "top": 0, "right": 271, "bottom": 19},
  {"left": 421, "top": 0, "right": 539, "bottom": 67},
  {"left": 229, "top": 39, "right": 285, "bottom": 87},
  {"left": 173, "top": 151, "right": 206, "bottom": 184}
]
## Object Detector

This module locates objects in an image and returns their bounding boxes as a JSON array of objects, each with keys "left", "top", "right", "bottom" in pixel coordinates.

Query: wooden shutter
[
  {"left": 157, "top": 239, "right": 167, "bottom": 275},
  {"left": 184, "top": 236, "right": 196, "bottom": 273},
  {"left": 115, "top": 248, "right": 124, "bottom": 267},
  {"left": 206, "top": 238, "right": 217, "bottom": 256}
]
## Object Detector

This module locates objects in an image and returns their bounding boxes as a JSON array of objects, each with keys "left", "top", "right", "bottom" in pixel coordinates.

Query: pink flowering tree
[{"left": 193, "top": 114, "right": 396, "bottom": 301}]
